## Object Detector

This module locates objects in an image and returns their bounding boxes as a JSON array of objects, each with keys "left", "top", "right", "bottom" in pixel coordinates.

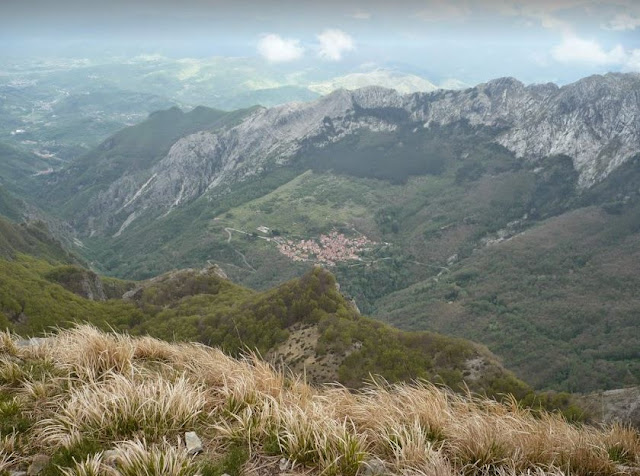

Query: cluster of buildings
[{"left": 276, "top": 230, "right": 374, "bottom": 266}]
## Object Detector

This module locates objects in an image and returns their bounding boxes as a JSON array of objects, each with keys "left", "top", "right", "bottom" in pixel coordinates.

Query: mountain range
[
  {"left": 3, "top": 72, "right": 640, "bottom": 398},
  {"left": 41, "top": 73, "right": 640, "bottom": 239},
  {"left": 0, "top": 56, "right": 459, "bottom": 166}
]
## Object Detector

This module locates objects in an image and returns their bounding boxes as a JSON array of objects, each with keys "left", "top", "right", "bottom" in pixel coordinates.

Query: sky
[{"left": 1, "top": 0, "right": 639, "bottom": 85}]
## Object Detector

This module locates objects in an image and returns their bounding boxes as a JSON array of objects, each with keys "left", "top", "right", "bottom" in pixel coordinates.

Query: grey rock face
[
  {"left": 185, "top": 431, "right": 203, "bottom": 455},
  {"left": 81, "top": 73, "right": 640, "bottom": 237},
  {"left": 496, "top": 74, "right": 640, "bottom": 186},
  {"left": 27, "top": 455, "right": 50, "bottom": 475},
  {"left": 582, "top": 386, "right": 640, "bottom": 429},
  {"left": 407, "top": 74, "right": 640, "bottom": 187}
]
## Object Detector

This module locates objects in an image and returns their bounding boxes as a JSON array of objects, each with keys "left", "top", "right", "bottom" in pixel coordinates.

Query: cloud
[
  {"left": 489, "top": 2, "right": 574, "bottom": 34},
  {"left": 603, "top": 13, "right": 640, "bottom": 31},
  {"left": 317, "top": 29, "right": 355, "bottom": 61},
  {"left": 487, "top": 0, "right": 640, "bottom": 34},
  {"left": 551, "top": 35, "right": 640, "bottom": 71},
  {"left": 257, "top": 34, "right": 304, "bottom": 63},
  {"left": 626, "top": 49, "right": 640, "bottom": 71},
  {"left": 552, "top": 36, "right": 624, "bottom": 64},
  {"left": 485, "top": 0, "right": 594, "bottom": 35},
  {"left": 349, "top": 11, "right": 371, "bottom": 20}
]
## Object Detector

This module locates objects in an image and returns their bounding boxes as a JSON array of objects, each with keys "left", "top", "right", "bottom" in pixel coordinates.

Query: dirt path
[{"left": 234, "top": 249, "right": 256, "bottom": 272}]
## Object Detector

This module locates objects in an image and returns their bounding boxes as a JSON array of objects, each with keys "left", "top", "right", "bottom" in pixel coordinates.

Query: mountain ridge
[
  {"left": 41, "top": 73, "right": 640, "bottom": 238},
  {"left": 0, "top": 217, "right": 534, "bottom": 399},
  {"left": 21, "top": 72, "right": 640, "bottom": 394}
]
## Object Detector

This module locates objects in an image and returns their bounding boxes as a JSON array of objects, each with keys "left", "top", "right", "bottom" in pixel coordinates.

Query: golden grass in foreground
[{"left": 0, "top": 325, "right": 638, "bottom": 476}]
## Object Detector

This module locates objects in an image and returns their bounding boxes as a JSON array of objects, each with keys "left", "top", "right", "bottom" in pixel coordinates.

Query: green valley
[
  {"left": 23, "top": 101, "right": 639, "bottom": 395},
  {"left": 0, "top": 213, "right": 541, "bottom": 403}
]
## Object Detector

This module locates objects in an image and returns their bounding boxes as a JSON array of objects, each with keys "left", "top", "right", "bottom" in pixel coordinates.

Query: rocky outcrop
[
  {"left": 77, "top": 73, "right": 640, "bottom": 237},
  {"left": 581, "top": 386, "right": 640, "bottom": 429},
  {"left": 43, "top": 265, "right": 134, "bottom": 301},
  {"left": 496, "top": 74, "right": 640, "bottom": 186},
  {"left": 122, "top": 263, "right": 229, "bottom": 304}
]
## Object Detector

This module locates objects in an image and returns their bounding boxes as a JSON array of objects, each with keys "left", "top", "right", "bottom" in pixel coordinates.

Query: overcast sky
[{"left": 1, "top": 0, "right": 639, "bottom": 85}]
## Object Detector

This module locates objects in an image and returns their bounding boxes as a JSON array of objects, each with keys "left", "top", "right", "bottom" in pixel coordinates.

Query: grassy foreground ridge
[{"left": 1, "top": 325, "right": 639, "bottom": 476}]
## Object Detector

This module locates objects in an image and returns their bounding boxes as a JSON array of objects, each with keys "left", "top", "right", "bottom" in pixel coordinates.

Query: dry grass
[
  {"left": 40, "top": 325, "right": 136, "bottom": 380},
  {"left": 0, "top": 330, "right": 17, "bottom": 356},
  {"left": 59, "top": 439, "right": 196, "bottom": 476},
  {"left": 36, "top": 372, "right": 207, "bottom": 447},
  {"left": 0, "top": 324, "right": 638, "bottom": 475}
]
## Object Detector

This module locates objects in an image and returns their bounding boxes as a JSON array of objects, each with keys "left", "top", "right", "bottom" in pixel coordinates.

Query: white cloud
[
  {"left": 317, "top": 29, "right": 355, "bottom": 61},
  {"left": 552, "top": 36, "right": 625, "bottom": 65},
  {"left": 257, "top": 34, "right": 304, "bottom": 63},
  {"left": 603, "top": 13, "right": 640, "bottom": 31},
  {"left": 551, "top": 35, "right": 640, "bottom": 71}
]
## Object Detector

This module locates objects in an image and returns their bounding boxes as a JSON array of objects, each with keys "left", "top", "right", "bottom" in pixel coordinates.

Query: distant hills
[
  {"left": 308, "top": 70, "right": 442, "bottom": 94},
  {"left": 0, "top": 56, "right": 455, "bottom": 165}
]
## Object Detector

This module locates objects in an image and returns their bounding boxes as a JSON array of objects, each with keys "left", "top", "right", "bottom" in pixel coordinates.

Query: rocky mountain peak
[
  {"left": 350, "top": 85, "right": 404, "bottom": 109},
  {"left": 68, "top": 73, "right": 640, "bottom": 237},
  {"left": 526, "top": 82, "right": 560, "bottom": 98},
  {"left": 481, "top": 76, "right": 525, "bottom": 95},
  {"left": 498, "top": 72, "right": 640, "bottom": 185}
]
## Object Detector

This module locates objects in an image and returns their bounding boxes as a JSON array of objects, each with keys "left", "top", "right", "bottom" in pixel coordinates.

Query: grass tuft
[
  {"left": 0, "top": 325, "right": 637, "bottom": 476},
  {"left": 37, "top": 372, "right": 206, "bottom": 446}
]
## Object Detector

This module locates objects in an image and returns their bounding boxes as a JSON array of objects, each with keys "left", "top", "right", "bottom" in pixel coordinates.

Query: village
[
  {"left": 274, "top": 229, "right": 375, "bottom": 266},
  {"left": 218, "top": 222, "right": 378, "bottom": 267}
]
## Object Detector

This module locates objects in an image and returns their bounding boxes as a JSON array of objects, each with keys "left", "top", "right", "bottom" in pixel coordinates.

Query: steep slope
[
  {"left": 80, "top": 135, "right": 640, "bottom": 393},
  {"left": 135, "top": 266, "right": 534, "bottom": 396},
  {"left": 376, "top": 187, "right": 640, "bottom": 392},
  {"left": 0, "top": 213, "right": 137, "bottom": 330},
  {"left": 0, "top": 214, "right": 77, "bottom": 265},
  {"left": 47, "top": 73, "right": 640, "bottom": 239},
  {"left": 0, "top": 215, "right": 543, "bottom": 398},
  {"left": 0, "top": 232, "right": 531, "bottom": 398},
  {"left": 2, "top": 326, "right": 633, "bottom": 476},
  {"left": 40, "top": 105, "right": 258, "bottom": 219},
  {"left": 0, "top": 141, "right": 53, "bottom": 195},
  {"left": 0, "top": 185, "right": 27, "bottom": 222}
]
